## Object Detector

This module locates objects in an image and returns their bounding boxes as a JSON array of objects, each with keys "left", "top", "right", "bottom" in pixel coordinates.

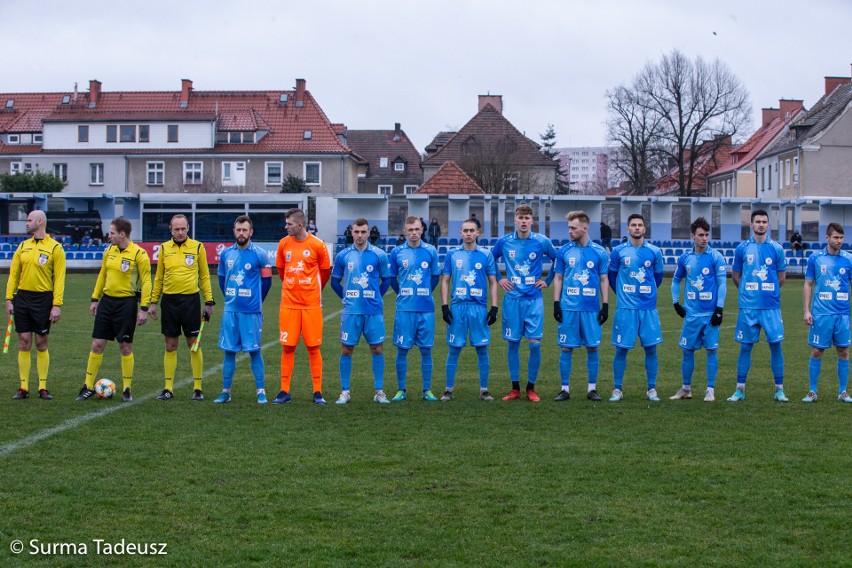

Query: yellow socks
[
  {"left": 164, "top": 350, "right": 177, "bottom": 391},
  {"left": 121, "top": 353, "right": 134, "bottom": 391},
  {"left": 37, "top": 350, "right": 49, "bottom": 391},
  {"left": 190, "top": 348, "right": 203, "bottom": 391},
  {"left": 18, "top": 351, "right": 31, "bottom": 390},
  {"left": 84, "top": 352, "right": 104, "bottom": 389}
]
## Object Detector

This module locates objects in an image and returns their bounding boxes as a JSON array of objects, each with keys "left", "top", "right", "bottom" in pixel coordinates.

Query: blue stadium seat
[
  {"left": 438, "top": 238, "right": 448, "bottom": 246},
  {"left": 94, "top": 252, "right": 104, "bottom": 260}
]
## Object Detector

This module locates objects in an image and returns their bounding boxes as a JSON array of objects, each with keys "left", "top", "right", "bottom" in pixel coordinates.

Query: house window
[
  {"left": 90, "top": 163, "right": 104, "bottom": 185},
  {"left": 503, "top": 172, "right": 520, "bottom": 192},
  {"left": 303, "top": 162, "right": 321, "bottom": 185},
  {"left": 120, "top": 125, "right": 136, "bottom": 143},
  {"left": 303, "top": 130, "right": 312, "bottom": 140},
  {"left": 379, "top": 157, "right": 389, "bottom": 168},
  {"left": 378, "top": 185, "right": 393, "bottom": 195},
  {"left": 11, "top": 162, "right": 22, "bottom": 174},
  {"left": 147, "top": 162, "right": 164, "bottom": 185},
  {"left": 167, "top": 125, "right": 179, "bottom": 143},
  {"left": 793, "top": 157, "right": 799, "bottom": 183},
  {"left": 23, "top": 163, "right": 32, "bottom": 174},
  {"left": 404, "top": 185, "right": 417, "bottom": 194},
  {"left": 139, "top": 125, "right": 150, "bottom": 143},
  {"left": 7, "top": 134, "right": 19, "bottom": 144},
  {"left": 394, "top": 162, "right": 405, "bottom": 172},
  {"left": 106, "top": 125, "right": 117, "bottom": 143},
  {"left": 78, "top": 125, "right": 89, "bottom": 143},
  {"left": 785, "top": 159, "right": 791, "bottom": 187},
  {"left": 53, "top": 163, "right": 68, "bottom": 182},
  {"left": 33, "top": 134, "right": 43, "bottom": 144},
  {"left": 183, "top": 162, "right": 202, "bottom": 184},
  {"left": 265, "top": 162, "right": 283, "bottom": 185},
  {"left": 223, "top": 162, "right": 232, "bottom": 181}
]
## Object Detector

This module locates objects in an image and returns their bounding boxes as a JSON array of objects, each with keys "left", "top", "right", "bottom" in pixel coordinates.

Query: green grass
[{"left": 0, "top": 272, "right": 850, "bottom": 567}]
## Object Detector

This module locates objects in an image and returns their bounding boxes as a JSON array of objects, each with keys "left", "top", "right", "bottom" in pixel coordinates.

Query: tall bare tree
[{"left": 606, "top": 85, "right": 665, "bottom": 194}]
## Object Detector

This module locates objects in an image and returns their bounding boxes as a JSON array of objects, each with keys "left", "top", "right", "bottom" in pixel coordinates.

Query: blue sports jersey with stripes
[
  {"left": 609, "top": 242, "right": 664, "bottom": 310},
  {"left": 218, "top": 243, "right": 271, "bottom": 313},
  {"left": 491, "top": 231, "right": 557, "bottom": 299},
  {"left": 806, "top": 248, "right": 852, "bottom": 315},
  {"left": 554, "top": 241, "right": 609, "bottom": 312},
  {"left": 732, "top": 238, "right": 786, "bottom": 310},
  {"left": 671, "top": 247, "right": 727, "bottom": 316},
  {"left": 388, "top": 241, "right": 440, "bottom": 312},
  {"left": 443, "top": 246, "right": 497, "bottom": 306},
  {"left": 331, "top": 244, "right": 390, "bottom": 315}
]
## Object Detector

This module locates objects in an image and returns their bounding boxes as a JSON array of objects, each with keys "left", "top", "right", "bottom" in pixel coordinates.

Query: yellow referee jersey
[
  {"left": 92, "top": 242, "right": 152, "bottom": 306},
  {"left": 5, "top": 235, "right": 67, "bottom": 306},
  {"left": 151, "top": 238, "right": 213, "bottom": 303}
]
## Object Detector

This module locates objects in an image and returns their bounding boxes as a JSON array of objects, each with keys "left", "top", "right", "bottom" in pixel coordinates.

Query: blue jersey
[
  {"left": 554, "top": 241, "right": 608, "bottom": 312},
  {"left": 609, "top": 242, "right": 664, "bottom": 310},
  {"left": 671, "top": 247, "right": 727, "bottom": 316},
  {"left": 491, "top": 231, "right": 557, "bottom": 299},
  {"left": 442, "top": 246, "right": 497, "bottom": 306},
  {"left": 331, "top": 244, "right": 390, "bottom": 315},
  {"left": 388, "top": 241, "right": 440, "bottom": 312},
  {"left": 218, "top": 243, "right": 271, "bottom": 314},
  {"left": 805, "top": 248, "right": 852, "bottom": 315},
  {"left": 732, "top": 238, "right": 786, "bottom": 310}
]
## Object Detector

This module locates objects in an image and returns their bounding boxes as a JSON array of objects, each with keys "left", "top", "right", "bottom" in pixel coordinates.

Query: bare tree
[
  {"left": 606, "top": 85, "right": 665, "bottom": 194},
  {"left": 456, "top": 137, "right": 553, "bottom": 194}
]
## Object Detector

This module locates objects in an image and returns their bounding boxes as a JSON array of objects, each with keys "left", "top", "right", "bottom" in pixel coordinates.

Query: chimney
[
  {"left": 180, "top": 79, "right": 193, "bottom": 108},
  {"left": 779, "top": 99, "right": 804, "bottom": 120},
  {"left": 88, "top": 79, "right": 101, "bottom": 108},
  {"left": 824, "top": 76, "right": 851, "bottom": 97},
  {"left": 393, "top": 122, "right": 401, "bottom": 141},
  {"left": 761, "top": 107, "right": 780, "bottom": 127},
  {"left": 295, "top": 78, "right": 306, "bottom": 107},
  {"left": 478, "top": 94, "right": 503, "bottom": 114}
]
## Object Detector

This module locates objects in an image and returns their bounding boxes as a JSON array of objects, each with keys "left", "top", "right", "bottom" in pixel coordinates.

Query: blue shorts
[
  {"left": 809, "top": 314, "right": 851, "bottom": 349},
  {"left": 340, "top": 313, "right": 385, "bottom": 346},
  {"left": 393, "top": 311, "right": 435, "bottom": 349},
  {"left": 678, "top": 314, "right": 719, "bottom": 351},
  {"left": 557, "top": 311, "right": 601, "bottom": 348},
  {"left": 735, "top": 309, "right": 784, "bottom": 344},
  {"left": 447, "top": 303, "right": 490, "bottom": 348},
  {"left": 218, "top": 311, "right": 263, "bottom": 353},
  {"left": 501, "top": 296, "right": 544, "bottom": 342},
  {"left": 612, "top": 308, "right": 662, "bottom": 349}
]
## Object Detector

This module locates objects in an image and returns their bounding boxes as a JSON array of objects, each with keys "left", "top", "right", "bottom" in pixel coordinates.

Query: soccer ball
[{"left": 94, "top": 378, "right": 116, "bottom": 399}]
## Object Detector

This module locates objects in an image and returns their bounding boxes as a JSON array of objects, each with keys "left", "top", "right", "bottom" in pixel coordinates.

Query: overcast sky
[{"left": 2, "top": 0, "right": 850, "bottom": 152}]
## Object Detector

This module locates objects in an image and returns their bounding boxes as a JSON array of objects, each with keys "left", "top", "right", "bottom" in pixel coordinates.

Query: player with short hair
[
  {"left": 213, "top": 215, "right": 273, "bottom": 404},
  {"left": 802, "top": 223, "right": 852, "bottom": 403},
  {"left": 728, "top": 209, "right": 788, "bottom": 402},
  {"left": 439, "top": 219, "right": 499, "bottom": 401},
  {"left": 5, "top": 210, "right": 66, "bottom": 400},
  {"left": 330, "top": 218, "right": 392, "bottom": 404},
  {"left": 273, "top": 208, "right": 331, "bottom": 405},
  {"left": 149, "top": 214, "right": 214, "bottom": 401},
  {"left": 670, "top": 217, "right": 727, "bottom": 402},
  {"left": 388, "top": 215, "right": 441, "bottom": 402},
  {"left": 608, "top": 213, "right": 664, "bottom": 401},
  {"left": 77, "top": 217, "right": 152, "bottom": 402},
  {"left": 552, "top": 210, "right": 609, "bottom": 402},
  {"left": 491, "top": 204, "right": 557, "bottom": 402}
]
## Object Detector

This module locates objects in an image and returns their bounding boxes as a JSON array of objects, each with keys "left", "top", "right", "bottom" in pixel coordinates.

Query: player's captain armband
[{"left": 260, "top": 268, "right": 273, "bottom": 278}]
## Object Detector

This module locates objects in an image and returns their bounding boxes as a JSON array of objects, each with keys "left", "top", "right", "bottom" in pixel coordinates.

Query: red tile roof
[
  {"left": 709, "top": 109, "right": 804, "bottom": 177},
  {"left": 416, "top": 161, "right": 484, "bottom": 194},
  {"left": 346, "top": 126, "right": 423, "bottom": 183}
]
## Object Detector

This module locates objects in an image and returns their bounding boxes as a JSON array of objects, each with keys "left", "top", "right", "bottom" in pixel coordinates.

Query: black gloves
[
  {"left": 553, "top": 301, "right": 563, "bottom": 323},
  {"left": 710, "top": 307, "right": 724, "bottom": 327},
  {"left": 441, "top": 304, "right": 453, "bottom": 325},
  {"left": 597, "top": 303, "right": 609, "bottom": 326},
  {"left": 486, "top": 306, "right": 498, "bottom": 326},
  {"left": 673, "top": 302, "right": 686, "bottom": 318},
  {"left": 202, "top": 311, "right": 211, "bottom": 322}
]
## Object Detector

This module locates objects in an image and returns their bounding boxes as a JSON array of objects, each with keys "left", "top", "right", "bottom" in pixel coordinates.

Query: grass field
[{"left": 0, "top": 272, "right": 850, "bottom": 567}]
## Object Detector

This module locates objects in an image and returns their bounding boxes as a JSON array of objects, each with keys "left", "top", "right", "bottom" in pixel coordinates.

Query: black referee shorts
[
  {"left": 92, "top": 295, "right": 138, "bottom": 343},
  {"left": 13, "top": 290, "right": 53, "bottom": 336},
  {"left": 160, "top": 293, "right": 202, "bottom": 338}
]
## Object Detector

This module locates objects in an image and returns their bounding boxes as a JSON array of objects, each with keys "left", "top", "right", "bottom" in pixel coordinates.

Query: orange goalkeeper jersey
[{"left": 276, "top": 234, "right": 330, "bottom": 309}]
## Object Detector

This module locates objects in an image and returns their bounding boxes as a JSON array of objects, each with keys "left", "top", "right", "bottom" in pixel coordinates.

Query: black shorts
[
  {"left": 13, "top": 290, "right": 53, "bottom": 336},
  {"left": 160, "top": 293, "right": 202, "bottom": 338},
  {"left": 92, "top": 295, "right": 138, "bottom": 343}
]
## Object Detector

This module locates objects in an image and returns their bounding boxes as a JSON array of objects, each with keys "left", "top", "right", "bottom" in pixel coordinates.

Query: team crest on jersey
[
  {"left": 303, "top": 249, "right": 311, "bottom": 257},
  {"left": 624, "top": 257, "right": 630, "bottom": 266},
  {"left": 644, "top": 260, "right": 651, "bottom": 267},
  {"left": 285, "top": 251, "right": 292, "bottom": 261},
  {"left": 821, "top": 265, "right": 827, "bottom": 274},
  {"left": 244, "top": 263, "right": 252, "bottom": 270},
  {"left": 702, "top": 267, "right": 709, "bottom": 275},
  {"left": 120, "top": 259, "right": 130, "bottom": 273},
  {"left": 475, "top": 262, "right": 482, "bottom": 269},
  {"left": 766, "top": 258, "right": 773, "bottom": 265},
  {"left": 529, "top": 252, "right": 537, "bottom": 259},
  {"left": 587, "top": 261, "right": 594, "bottom": 268},
  {"left": 38, "top": 253, "right": 48, "bottom": 266},
  {"left": 366, "top": 264, "right": 374, "bottom": 272},
  {"left": 421, "top": 261, "right": 428, "bottom": 268},
  {"left": 185, "top": 255, "right": 195, "bottom": 267},
  {"left": 747, "top": 255, "right": 754, "bottom": 263},
  {"left": 568, "top": 257, "right": 576, "bottom": 267},
  {"left": 402, "top": 259, "right": 409, "bottom": 269},
  {"left": 508, "top": 250, "right": 516, "bottom": 259},
  {"left": 227, "top": 260, "right": 234, "bottom": 269},
  {"left": 456, "top": 259, "right": 463, "bottom": 269},
  {"left": 841, "top": 268, "right": 846, "bottom": 275}
]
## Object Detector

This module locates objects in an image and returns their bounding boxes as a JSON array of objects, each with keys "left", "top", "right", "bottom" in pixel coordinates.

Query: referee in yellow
[
  {"left": 4, "top": 210, "right": 66, "bottom": 400},
  {"left": 149, "top": 214, "right": 214, "bottom": 401},
  {"left": 77, "top": 217, "right": 152, "bottom": 402}
]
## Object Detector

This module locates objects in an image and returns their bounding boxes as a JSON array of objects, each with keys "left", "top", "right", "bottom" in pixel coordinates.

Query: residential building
[
  {"left": 345, "top": 123, "right": 422, "bottom": 195},
  {"left": 556, "top": 146, "right": 614, "bottom": 193},
  {"left": 654, "top": 135, "right": 733, "bottom": 196}
]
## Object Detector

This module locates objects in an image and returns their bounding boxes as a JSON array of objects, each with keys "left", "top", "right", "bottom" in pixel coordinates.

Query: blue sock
[
  {"left": 736, "top": 343, "right": 754, "bottom": 384},
  {"left": 339, "top": 354, "right": 352, "bottom": 391},
  {"left": 839, "top": 359, "right": 849, "bottom": 394},
  {"left": 559, "top": 350, "right": 573, "bottom": 387},
  {"left": 372, "top": 353, "right": 384, "bottom": 391},
  {"left": 395, "top": 348, "right": 409, "bottom": 391},
  {"left": 223, "top": 352, "right": 236, "bottom": 391},
  {"left": 476, "top": 346, "right": 490, "bottom": 389},
  {"left": 249, "top": 350, "right": 265, "bottom": 391},
  {"left": 681, "top": 349, "right": 695, "bottom": 387},
  {"left": 808, "top": 357, "right": 822, "bottom": 393},
  {"left": 706, "top": 350, "right": 718, "bottom": 389},
  {"left": 528, "top": 342, "right": 541, "bottom": 384},
  {"left": 613, "top": 347, "right": 628, "bottom": 391},
  {"left": 446, "top": 346, "right": 461, "bottom": 390},
  {"left": 420, "top": 347, "right": 433, "bottom": 391},
  {"left": 769, "top": 342, "right": 784, "bottom": 386},
  {"left": 587, "top": 349, "right": 599, "bottom": 386},
  {"left": 644, "top": 346, "right": 658, "bottom": 390},
  {"left": 507, "top": 341, "right": 520, "bottom": 384}
]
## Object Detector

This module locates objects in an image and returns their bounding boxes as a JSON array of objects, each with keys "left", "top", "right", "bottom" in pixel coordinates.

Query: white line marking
[{"left": 0, "top": 309, "right": 342, "bottom": 458}]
